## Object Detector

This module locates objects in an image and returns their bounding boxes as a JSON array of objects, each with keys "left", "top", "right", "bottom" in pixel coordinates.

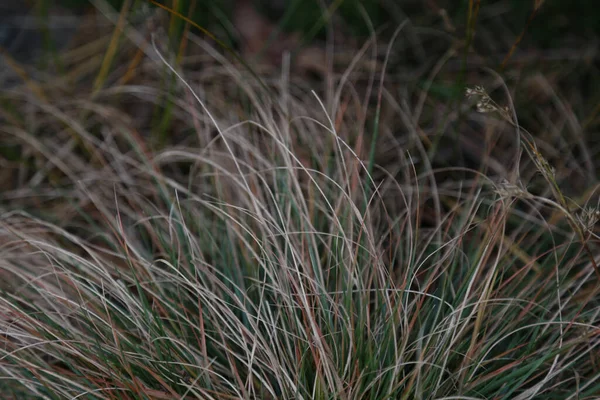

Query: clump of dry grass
[{"left": 0, "top": 2, "right": 599, "bottom": 399}]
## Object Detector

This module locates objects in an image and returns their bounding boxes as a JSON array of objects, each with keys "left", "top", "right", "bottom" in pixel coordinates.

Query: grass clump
[{"left": 1, "top": 2, "right": 599, "bottom": 399}]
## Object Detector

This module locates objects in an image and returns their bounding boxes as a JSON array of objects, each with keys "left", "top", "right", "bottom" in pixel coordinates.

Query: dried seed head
[
  {"left": 465, "top": 86, "right": 487, "bottom": 98},
  {"left": 495, "top": 179, "right": 533, "bottom": 200},
  {"left": 466, "top": 85, "right": 503, "bottom": 114},
  {"left": 576, "top": 207, "right": 600, "bottom": 232}
]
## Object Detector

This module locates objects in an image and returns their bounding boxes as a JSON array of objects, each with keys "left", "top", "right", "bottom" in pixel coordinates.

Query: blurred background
[
  {"left": 1, "top": 0, "right": 599, "bottom": 194},
  {"left": 2, "top": 1, "right": 599, "bottom": 63}
]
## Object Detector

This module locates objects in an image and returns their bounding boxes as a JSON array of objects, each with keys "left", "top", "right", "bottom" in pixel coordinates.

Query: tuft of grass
[{"left": 1, "top": 2, "right": 599, "bottom": 399}]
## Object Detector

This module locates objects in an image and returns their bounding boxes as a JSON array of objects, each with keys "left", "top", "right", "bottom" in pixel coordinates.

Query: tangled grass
[{"left": 0, "top": 2, "right": 599, "bottom": 399}]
